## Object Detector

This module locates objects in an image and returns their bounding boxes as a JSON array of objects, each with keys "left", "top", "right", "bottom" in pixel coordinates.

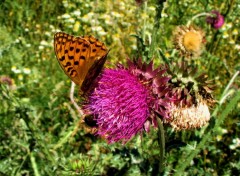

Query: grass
[{"left": 0, "top": 0, "right": 239, "bottom": 175}]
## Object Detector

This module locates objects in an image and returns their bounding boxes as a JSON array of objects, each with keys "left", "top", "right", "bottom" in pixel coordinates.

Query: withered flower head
[
  {"left": 173, "top": 25, "right": 205, "bottom": 58},
  {"left": 168, "top": 101, "right": 210, "bottom": 130},
  {"left": 165, "top": 62, "right": 215, "bottom": 130}
]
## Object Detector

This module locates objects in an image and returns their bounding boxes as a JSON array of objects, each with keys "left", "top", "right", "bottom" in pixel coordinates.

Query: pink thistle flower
[
  {"left": 84, "top": 59, "right": 172, "bottom": 143},
  {"left": 206, "top": 10, "right": 224, "bottom": 29}
]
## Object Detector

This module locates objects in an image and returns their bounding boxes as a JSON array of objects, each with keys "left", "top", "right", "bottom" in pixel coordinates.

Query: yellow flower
[
  {"left": 173, "top": 25, "right": 205, "bottom": 58},
  {"left": 223, "top": 32, "right": 229, "bottom": 38},
  {"left": 73, "top": 21, "right": 80, "bottom": 32},
  {"left": 232, "top": 29, "right": 238, "bottom": 35},
  {"left": 18, "top": 74, "right": 23, "bottom": 80},
  {"left": 165, "top": 52, "right": 170, "bottom": 58}
]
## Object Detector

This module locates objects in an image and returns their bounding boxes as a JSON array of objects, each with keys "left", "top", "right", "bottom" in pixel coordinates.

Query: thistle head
[
  {"left": 206, "top": 10, "right": 225, "bottom": 29},
  {"left": 165, "top": 62, "right": 215, "bottom": 130},
  {"left": 84, "top": 59, "right": 172, "bottom": 143},
  {"left": 173, "top": 25, "right": 205, "bottom": 58}
]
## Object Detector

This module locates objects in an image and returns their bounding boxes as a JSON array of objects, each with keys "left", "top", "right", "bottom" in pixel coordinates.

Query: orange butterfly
[{"left": 54, "top": 32, "right": 109, "bottom": 94}]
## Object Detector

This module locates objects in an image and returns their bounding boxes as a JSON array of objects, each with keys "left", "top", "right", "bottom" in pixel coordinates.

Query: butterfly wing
[
  {"left": 54, "top": 32, "right": 108, "bottom": 91},
  {"left": 81, "top": 51, "right": 108, "bottom": 93}
]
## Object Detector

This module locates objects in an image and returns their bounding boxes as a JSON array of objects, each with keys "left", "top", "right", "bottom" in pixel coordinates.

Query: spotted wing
[
  {"left": 81, "top": 51, "right": 108, "bottom": 93},
  {"left": 54, "top": 32, "right": 108, "bottom": 90}
]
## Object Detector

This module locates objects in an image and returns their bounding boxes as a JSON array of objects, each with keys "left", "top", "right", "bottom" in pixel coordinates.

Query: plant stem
[
  {"left": 186, "top": 12, "right": 211, "bottom": 26},
  {"left": 149, "top": 0, "right": 166, "bottom": 59},
  {"left": 30, "top": 152, "right": 40, "bottom": 176},
  {"left": 219, "top": 71, "right": 239, "bottom": 105},
  {"left": 157, "top": 117, "right": 165, "bottom": 173}
]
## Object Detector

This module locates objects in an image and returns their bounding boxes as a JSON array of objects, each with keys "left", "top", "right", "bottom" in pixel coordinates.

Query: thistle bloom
[
  {"left": 206, "top": 10, "right": 224, "bottom": 29},
  {"left": 84, "top": 59, "right": 171, "bottom": 143},
  {"left": 173, "top": 25, "right": 205, "bottom": 58},
  {"left": 165, "top": 62, "right": 215, "bottom": 130}
]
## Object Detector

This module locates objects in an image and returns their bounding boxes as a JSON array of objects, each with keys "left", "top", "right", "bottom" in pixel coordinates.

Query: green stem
[
  {"left": 219, "top": 71, "right": 239, "bottom": 105},
  {"left": 30, "top": 152, "right": 40, "bottom": 176},
  {"left": 149, "top": 0, "right": 166, "bottom": 59},
  {"left": 157, "top": 117, "right": 165, "bottom": 173},
  {"left": 210, "top": 70, "right": 239, "bottom": 120},
  {"left": 186, "top": 12, "right": 211, "bottom": 26},
  {"left": 53, "top": 128, "right": 74, "bottom": 150}
]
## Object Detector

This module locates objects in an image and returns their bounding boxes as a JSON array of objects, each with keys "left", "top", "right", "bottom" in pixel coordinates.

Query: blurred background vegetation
[{"left": 0, "top": 0, "right": 239, "bottom": 175}]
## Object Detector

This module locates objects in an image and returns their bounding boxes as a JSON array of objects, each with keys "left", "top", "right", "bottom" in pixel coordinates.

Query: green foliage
[{"left": 0, "top": 0, "right": 239, "bottom": 175}]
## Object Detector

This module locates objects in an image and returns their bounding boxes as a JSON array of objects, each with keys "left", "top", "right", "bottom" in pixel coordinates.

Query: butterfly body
[{"left": 54, "top": 32, "right": 108, "bottom": 94}]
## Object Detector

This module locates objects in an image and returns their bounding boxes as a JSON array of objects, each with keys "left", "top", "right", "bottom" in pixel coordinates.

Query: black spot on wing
[
  {"left": 69, "top": 56, "right": 74, "bottom": 60},
  {"left": 60, "top": 56, "right": 65, "bottom": 61},
  {"left": 64, "top": 62, "right": 71, "bottom": 67},
  {"left": 80, "top": 56, "right": 86, "bottom": 60},
  {"left": 67, "top": 67, "right": 73, "bottom": 72},
  {"left": 84, "top": 43, "right": 89, "bottom": 48},
  {"left": 74, "top": 61, "right": 79, "bottom": 65},
  {"left": 70, "top": 70, "right": 77, "bottom": 76}
]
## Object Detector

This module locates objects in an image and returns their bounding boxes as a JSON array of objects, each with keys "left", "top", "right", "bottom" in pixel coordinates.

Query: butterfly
[{"left": 54, "top": 32, "right": 109, "bottom": 94}]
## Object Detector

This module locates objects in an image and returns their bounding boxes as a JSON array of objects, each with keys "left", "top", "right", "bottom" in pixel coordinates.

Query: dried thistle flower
[
  {"left": 165, "top": 62, "right": 215, "bottom": 130},
  {"left": 166, "top": 100, "right": 210, "bottom": 130},
  {"left": 173, "top": 25, "right": 205, "bottom": 58}
]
